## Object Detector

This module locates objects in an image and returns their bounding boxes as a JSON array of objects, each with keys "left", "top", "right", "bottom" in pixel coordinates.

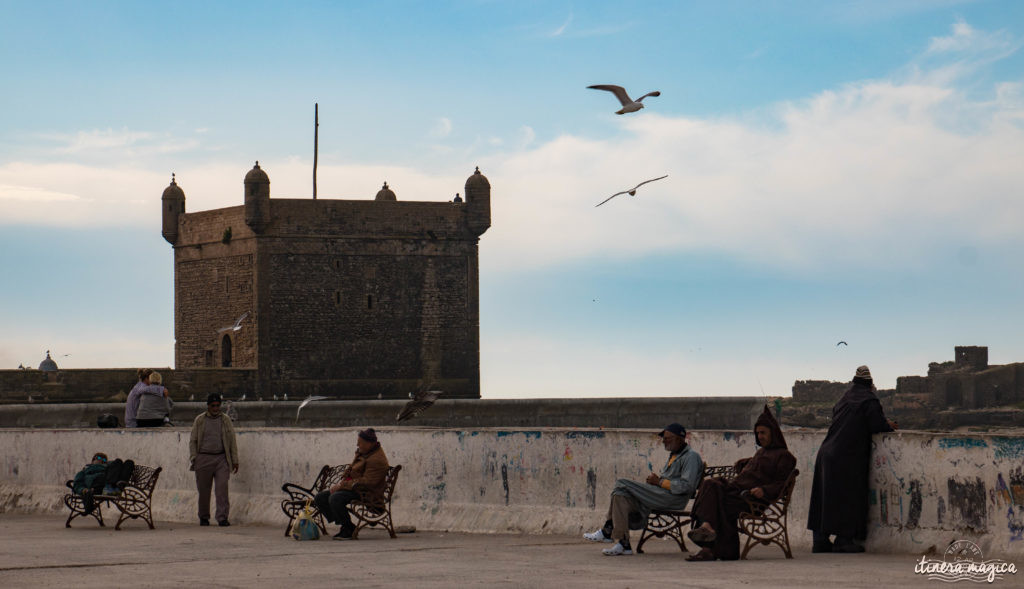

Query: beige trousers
[{"left": 606, "top": 493, "right": 640, "bottom": 542}]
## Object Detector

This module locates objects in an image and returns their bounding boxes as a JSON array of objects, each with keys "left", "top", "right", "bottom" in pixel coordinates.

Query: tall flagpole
[{"left": 313, "top": 103, "right": 319, "bottom": 199}]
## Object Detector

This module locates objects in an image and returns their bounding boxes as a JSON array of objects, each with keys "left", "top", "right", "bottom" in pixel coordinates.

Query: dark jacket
[
  {"left": 732, "top": 405, "right": 797, "bottom": 503},
  {"left": 72, "top": 463, "right": 107, "bottom": 494},
  {"left": 807, "top": 378, "right": 893, "bottom": 539},
  {"left": 337, "top": 445, "right": 390, "bottom": 504}
]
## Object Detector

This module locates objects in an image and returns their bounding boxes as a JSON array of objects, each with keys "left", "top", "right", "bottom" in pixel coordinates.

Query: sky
[{"left": 2, "top": 0, "right": 1024, "bottom": 398}]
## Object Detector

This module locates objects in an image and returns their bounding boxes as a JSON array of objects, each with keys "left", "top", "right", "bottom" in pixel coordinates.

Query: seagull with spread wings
[
  {"left": 396, "top": 390, "right": 443, "bottom": 423},
  {"left": 587, "top": 84, "right": 661, "bottom": 114},
  {"left": 217, "top": 312, "right": 249, "bottom": 333},
  {"left": 595, "top": 175, "right": 669, "bottom": 207}
]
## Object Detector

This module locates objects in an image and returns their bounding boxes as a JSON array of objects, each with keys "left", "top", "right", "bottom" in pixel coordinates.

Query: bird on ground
[
  {"left": 595, "top": 175, "right": 668, "bottom": 207},
  {"left": 587, "top": 84, "right": 661, "bottom": 114},
  {"left": 397, "top": 389, "right": 444, "bottom": 423},
  {"left": 217, "top": 312, "right": 249, "bottom": 333},
  {"left": 295, "top": 395, "right": 328, "bottom": 424},
  {"left": 836, "top": 341, "right": 848, "bottom": 347}
]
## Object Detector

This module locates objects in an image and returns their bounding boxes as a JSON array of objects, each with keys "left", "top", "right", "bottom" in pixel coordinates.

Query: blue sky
[{"left": 2, "top": 1, "right": 1024, "bottom": 397}]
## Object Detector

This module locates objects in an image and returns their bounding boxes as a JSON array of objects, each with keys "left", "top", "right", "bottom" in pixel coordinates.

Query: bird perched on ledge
[
  {"left": 587, "top": 84, "right": 661, "bottom": 114},
  {"left": 397, "top": 389, "right": 443, "bottom": 423}
]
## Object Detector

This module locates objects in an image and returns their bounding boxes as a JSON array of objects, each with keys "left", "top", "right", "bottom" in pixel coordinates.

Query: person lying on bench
[
  {"left": 583, "top": 423, "right": 703, "bottom": 556},
  {"left": 686, "top": 405, "right": 796, "bottom": 561},
  {"left": 71, "top": 453, "right": 109, "bottom": 514}
]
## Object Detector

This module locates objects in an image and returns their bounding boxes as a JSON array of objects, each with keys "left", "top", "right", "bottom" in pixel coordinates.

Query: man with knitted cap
[
  {"left": 189, "top": 393, "right": 239, "bottom": 526},
  {"left": 583, "top": 422, "right": 702, "bottom": 556},
  {"left": 314, "top": 428, "right": 390, "bottom": 540},
  {"left": 807, "top": 365, "right": 897, "bottom": 553}
]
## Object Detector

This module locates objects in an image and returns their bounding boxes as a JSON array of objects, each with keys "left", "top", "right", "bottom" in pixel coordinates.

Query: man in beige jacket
[{"left": 189, "top": 393, "right": 239, "bottom": 526}]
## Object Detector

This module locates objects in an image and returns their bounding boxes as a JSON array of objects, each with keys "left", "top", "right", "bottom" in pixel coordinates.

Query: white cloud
[
  {"left": 549, "top": 12, "right": 572, "bottom": 37},
  {"left": 5, "top": 73, "right": 1024, "bottom": 276},
  {"left": 926, "top": 17, "right": 1018, "bottom": 60},
  {"left": 430, "top": 117, "right": 452, "bottom": 138}
]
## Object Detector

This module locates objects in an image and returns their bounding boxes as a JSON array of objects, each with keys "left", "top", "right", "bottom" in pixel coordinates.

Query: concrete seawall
[{"left": 1, "top": 427, "right": 1021, "bottom": 559}]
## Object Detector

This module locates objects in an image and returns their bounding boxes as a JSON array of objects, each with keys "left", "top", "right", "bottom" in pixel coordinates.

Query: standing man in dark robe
[
  {"left": 685, "top": 405, "right": 796, "bottom": 561},
  {"left": 807, "top": 365, "right": 897, "bottom": 553}
]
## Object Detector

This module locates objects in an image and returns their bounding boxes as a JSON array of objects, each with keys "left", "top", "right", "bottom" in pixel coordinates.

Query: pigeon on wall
[
  {"left": 397, "top": 390, "right": 444, "bottom": 423},
  {"left": 587, "top": 84, "right": 661, "bottom": 114},
  {"left": 595, "top": 175, "right": 669, "bottom": 207}
]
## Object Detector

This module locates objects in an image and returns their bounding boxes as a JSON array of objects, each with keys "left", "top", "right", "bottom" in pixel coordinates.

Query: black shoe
[
  {"left": 218, "top": 520, "right": 231, "bottom": 527},
  {"left": 333, "top": 527, "right": 354, "bottom": 540},
  {"left": 812, "top": 540, "right": 833, "bottom": 553},
  {"left": 833, "top": 541, "right": 865, "bottom": 553},
  {"left": 199, "top": 518, "right": 210, "bottom": 526}
]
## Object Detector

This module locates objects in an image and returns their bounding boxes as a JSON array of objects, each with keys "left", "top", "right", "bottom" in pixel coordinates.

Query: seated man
[
  {"left": 584, "top": 423, "right": 702, "bottom": 556},
  {"left": 685, "top": 405, "right": 796, "bottom": 561},
  {"left": 314, "top": 428, "right": 390, "bottom": 540},
  {"left": 71, "top": 452, "right": 109, "bottom": 514}
]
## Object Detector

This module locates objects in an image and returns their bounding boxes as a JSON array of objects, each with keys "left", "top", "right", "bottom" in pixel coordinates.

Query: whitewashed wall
[{"left": 0, "top": 427, "right": 1021, "bottom": 558}]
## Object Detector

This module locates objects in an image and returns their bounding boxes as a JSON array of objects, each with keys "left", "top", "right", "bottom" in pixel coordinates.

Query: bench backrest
[
  {"left": 312, "top": 464, "right": 351, "bottom": 493},
  {"left": 128, "top": 464, "right": 162, "bottom": 495}
]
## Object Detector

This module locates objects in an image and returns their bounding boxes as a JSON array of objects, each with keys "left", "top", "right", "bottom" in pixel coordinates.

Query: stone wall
[
  {"left": 1, "top": 427, "right": 1020, "bottom": 559},
  {"left": 0, "top": 369, "right": 256, "bottom": 404},
  {"left": 0, "top": 397, "right": 767, "bottom": 429}
]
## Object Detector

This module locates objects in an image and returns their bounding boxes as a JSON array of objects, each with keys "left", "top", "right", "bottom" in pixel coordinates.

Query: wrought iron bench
[
  {"left": 737, "top": 468, "right": 799, "bottom": 559},
  {"left": 636, "top": 464, "right": 734, "bottom": 554},
  {"left": 280, "top": 463, "right": 402, "bottom": 539},
  {"left": 63, "top": 464, "right": 162, "bottom": 530}
]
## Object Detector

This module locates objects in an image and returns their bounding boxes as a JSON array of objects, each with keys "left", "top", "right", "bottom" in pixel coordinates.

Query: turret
[
  {"left": 375, "top": 181, "right": 397, "bottom": 201},
  {"left": 464, "top": 166, "right": 491, "bottom": 235},
  {"left": 244, "top": 161, "right": 271, "bottom": 233},
  {"left": 161, "top": 174, "right": 186, "bottom": 244}
]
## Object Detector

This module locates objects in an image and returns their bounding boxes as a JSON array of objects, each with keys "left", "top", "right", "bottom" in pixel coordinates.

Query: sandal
[
  {"left": 686, "top": 548, "right": 716, "bottom": 561},
  {"left": 687, "top": 527, "right": 717, "bottom": 545}
]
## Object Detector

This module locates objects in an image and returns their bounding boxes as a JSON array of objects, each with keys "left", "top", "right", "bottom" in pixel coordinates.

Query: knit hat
[
  {"left": 659, "top": 423, "right": 686, "bottom": 438},
  {"left": 206, "top": 393, "right": 223, "bottom": 405},
  {"left": 855, "top": 365, "right": 872, "bottom": 380},
  {"left": 358, "top": 428, "right": 378, "bottom": 443}
]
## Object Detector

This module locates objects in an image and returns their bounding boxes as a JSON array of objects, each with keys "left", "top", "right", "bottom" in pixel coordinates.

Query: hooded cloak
[{"left": 806, "top": 377, "right": 894, "bottom": 539}]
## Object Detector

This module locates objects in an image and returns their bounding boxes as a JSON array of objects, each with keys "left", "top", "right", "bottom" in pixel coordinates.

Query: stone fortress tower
[{"left": 161, "top": 163, "right": 491, "bottom": 399}]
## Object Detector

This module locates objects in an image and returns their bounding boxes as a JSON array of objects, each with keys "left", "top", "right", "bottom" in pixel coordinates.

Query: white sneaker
[
  {"left": 583, "top": 529, "right": 613, "bottom": 543},
  {"left": 602, "top": 542, "right": 633, "bottom": 556}
]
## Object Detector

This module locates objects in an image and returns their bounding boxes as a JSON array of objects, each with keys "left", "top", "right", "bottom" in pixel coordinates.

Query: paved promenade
[{"left": 0, "top": 514, "right": 999, "bottom": 588}]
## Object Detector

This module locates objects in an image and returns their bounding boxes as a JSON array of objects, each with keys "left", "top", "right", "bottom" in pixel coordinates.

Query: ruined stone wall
[{"left": 791, "top": 380, "right": 849, "bottom": 403}]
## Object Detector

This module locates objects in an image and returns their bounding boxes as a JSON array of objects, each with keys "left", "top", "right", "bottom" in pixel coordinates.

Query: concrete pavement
[{"left": 0, "top": 514, "right": 1007, "bottom": 588}]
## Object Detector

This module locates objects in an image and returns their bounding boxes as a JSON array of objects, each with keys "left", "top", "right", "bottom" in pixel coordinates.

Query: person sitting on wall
[
  {"left": 136, "top": 371, "right": 174, "bottom": 427},
  {"left": 685, "top": 405, "right": 797, "bottom": 561},
  {"left": 71, "top": 452, "right": 109, "bottom": 514},
  {"left": 583, "top": 423, "right": 703, "bottom": 556},
  {"left": 807, "top": 365, "right": 897, "bottom": 553},
  {"left": 313, "top": 428, "right": 390, "bottom": 540},
  {"left": 125, "top": 368, "right": 168, "bottom": 428}
]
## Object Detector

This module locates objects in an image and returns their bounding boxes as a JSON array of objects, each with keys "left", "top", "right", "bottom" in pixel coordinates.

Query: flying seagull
[
  {"left": 587, "top": 84, "right": 661, "bottom": 114},
  {"left": 217, "top": 312, "right": 249, "bottom": 333},
  {"left": 397, "top": 390, "right": 443, "bottom": 423},
  {"left": 295, "top": 395, "right": 328, "bottom": 424},
  {"left": 595, "top": 175, "right": 669, "bottom": 207},
  {"left": 836, "top": 341, "right": 848, "bottom": 346}
]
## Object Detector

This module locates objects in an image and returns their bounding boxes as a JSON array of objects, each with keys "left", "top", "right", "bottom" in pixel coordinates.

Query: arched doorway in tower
[{"left": 221, "top": 334, "right": 232, "bottom": 368}]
